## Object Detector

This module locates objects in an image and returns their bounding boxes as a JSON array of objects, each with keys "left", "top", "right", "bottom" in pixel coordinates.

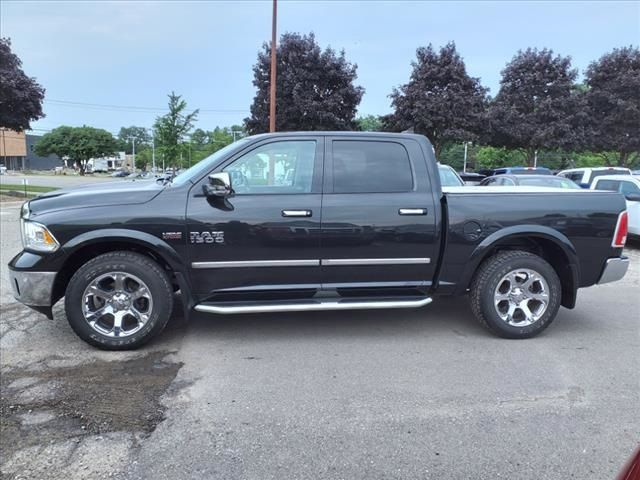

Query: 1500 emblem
[{"left": 190, "top": 231, "right": 225, "bottom": 244}]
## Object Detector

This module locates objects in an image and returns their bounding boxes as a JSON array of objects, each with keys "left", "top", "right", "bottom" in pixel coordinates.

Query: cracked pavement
[{"left": 1, "top": 198, "right": 639, "bottom": 479}]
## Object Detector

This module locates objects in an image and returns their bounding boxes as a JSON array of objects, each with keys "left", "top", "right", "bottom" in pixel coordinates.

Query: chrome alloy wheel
[
  {"left": 81, "top": 272, "right": 153, "bottom": 337},
  {"left": 493, "top": 268, "right": 550, "bottom": 327}
]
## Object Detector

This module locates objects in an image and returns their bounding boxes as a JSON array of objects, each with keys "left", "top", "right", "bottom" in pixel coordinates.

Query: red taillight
[{"left": 612, "top": 211, "right": 628, "bottom": 248}]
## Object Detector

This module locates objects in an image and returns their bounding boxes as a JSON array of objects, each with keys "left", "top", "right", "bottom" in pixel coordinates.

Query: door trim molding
[
  {"left": 192, "top": 259, "right": 320, "bottom": 269},
  {"left": 192, "top": 258, "right": 431, "bottom": 269},
  {"left": 321, "top": 257, "right": 431, "bottom": 266}
]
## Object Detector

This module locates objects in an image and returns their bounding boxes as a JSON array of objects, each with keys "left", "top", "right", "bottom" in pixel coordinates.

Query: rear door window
[
  {"left": 332, "top": 141, "right": 413, "bottom": 193},
  {"left": 620, "top": 181, "right": 640, "bottom": 195}
]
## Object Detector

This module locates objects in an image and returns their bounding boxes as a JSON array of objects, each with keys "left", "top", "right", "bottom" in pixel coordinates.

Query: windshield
[
  {"left": 438, "top": 165, "right": 464, "bottom": 186},
  {"left": 171, "top": 138, "right": 252, "bottom": 186},
  {"left": 519, "top": 177, "right": 580, "bottom": 189}
]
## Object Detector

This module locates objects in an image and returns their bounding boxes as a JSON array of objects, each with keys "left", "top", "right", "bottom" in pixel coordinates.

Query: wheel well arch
[
  {"left": 52, "top": 240, "right": 176, "bottom": 306},
  {"left": 464, "top": 231, "right": 580, "bottom": 309}
]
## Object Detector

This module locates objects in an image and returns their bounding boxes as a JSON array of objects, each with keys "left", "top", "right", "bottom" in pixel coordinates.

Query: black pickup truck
[{"left": 9, "top": 132, "right": 630, "bottom": 349}]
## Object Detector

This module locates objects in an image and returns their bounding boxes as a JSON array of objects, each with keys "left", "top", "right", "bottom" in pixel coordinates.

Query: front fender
[{"left": 62, "top": 228, "right": 186, "bottom": 272}]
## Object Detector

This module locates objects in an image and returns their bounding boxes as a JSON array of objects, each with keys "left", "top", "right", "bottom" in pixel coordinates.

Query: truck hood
[{"left": 28, "top": 179, "right": 164, "bottom": 216}]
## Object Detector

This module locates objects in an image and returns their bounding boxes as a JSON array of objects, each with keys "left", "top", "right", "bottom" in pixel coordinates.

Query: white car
[
  {"left": 591, "top": 175, "right": 640, "bottom": 237},
  {"left": 557, "top": 167, "right": 632, "bottom": 188}
]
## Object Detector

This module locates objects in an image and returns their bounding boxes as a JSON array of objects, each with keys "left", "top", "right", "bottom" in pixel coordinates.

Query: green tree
[
  {"left": 475, "top": 147, "right": 527, "bottom": 170},
  {"left": 355, "top": 115, "right": 383, "bottom": 132},
  {"left": 0, "top": 38, "right": 45, "bottom": 131},
  {"left": 117, "top": 126, "right": 151, "bottom": 154},
  {"left": 388, "top": 42, "right": 488, "bottom": 157},
  {"left": 154, "top": 92, "right": 199, "bottom": 168},
  {"left": 34, "top": 126, "right": 118, "bottom": 174},
  {"left": 245, "top": 32, "right": 364, "bottom": 133}
]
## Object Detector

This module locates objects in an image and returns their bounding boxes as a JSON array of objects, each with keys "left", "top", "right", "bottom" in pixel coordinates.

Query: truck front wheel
[
  {"left": 65, "top": 251, "right": 173, "bottom": 350},
  {"left": 470, "top": 250, "right": 561, "bottom": 339}
]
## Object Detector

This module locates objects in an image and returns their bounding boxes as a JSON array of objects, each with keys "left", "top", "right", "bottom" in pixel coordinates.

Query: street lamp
[{"left": 463, "top": 141, "right": 469, "bottom": 173}]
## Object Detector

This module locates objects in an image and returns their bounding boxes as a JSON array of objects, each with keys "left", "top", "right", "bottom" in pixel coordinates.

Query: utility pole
[
  {"left": 269, "top": 0, "right": 277, "bottom": 133},
  {"left": 151, "top": 135, "right": 156, "bottom": 174},
  {"left": 534, "top": 149, "right": 538, "bottom": 168}
]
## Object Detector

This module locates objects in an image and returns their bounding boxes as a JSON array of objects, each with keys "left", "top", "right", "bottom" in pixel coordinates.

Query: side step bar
[{"left": 194, "top": 297, "right": 433, "bottom": 315}]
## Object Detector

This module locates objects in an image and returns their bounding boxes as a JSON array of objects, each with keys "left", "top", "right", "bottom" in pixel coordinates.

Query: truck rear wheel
[
  {"left": 65, "top": 251, "right": 173, "bottom": 350},
  {"left": 470, "top": 250, "right": 561, "bottom": 339}
]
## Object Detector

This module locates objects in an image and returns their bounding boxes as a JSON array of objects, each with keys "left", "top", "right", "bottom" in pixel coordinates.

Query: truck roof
[{"left": 249, "top": 131, "right": 429, "bottom": 140}]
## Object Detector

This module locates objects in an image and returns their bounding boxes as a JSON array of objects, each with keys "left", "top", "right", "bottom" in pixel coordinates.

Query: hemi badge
[{"left": 162, "top": 232, "right": 182, "bottom": 240}]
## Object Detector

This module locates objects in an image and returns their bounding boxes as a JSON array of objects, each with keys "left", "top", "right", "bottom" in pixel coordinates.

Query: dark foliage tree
[
  {"left": 0, "top": 38, "right": 45, "bottom": 131},
  {"left": 154, "top": 92, "right": 198, "bottom": 167},
  {"left": 388, "top": 42, "right": 488, "bottom": 157},
  {"left": 117, "top": 126, "right": 151, "bottom": 154},
  {"left": 584, "top": 46, "right": 640, "bottom": 167},
  {"left": 34, "top": 126, "right": 117, "bottom": 174},
  {"left": 245, "top": 32, "right": 364, "bottom": 133},
  {"left": 487, "top": 48, "right": 580, "bottom": 166}
]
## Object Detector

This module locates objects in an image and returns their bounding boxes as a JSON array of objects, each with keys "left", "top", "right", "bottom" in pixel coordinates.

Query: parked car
[
  {"left": 9, "top": 132, "right": 629, "bottom": 349},
  {"left": 480, "top": 174, "right": 581, "bottom": 189},
  {"left": 110, "top": 170, "right": 129, "bottom": 178},
  {"left": 438, "top": 164, "right": 464, "bottom": 187},
  {"left": 458, "top": 171, "right": 486, "bottom": 186},
  {"left": 591, "top": 175, "right": 640, "bottom": 237},
  {"left": 557, "top": 167, "right": 632, "bottom": 188},
  {"left": 492, "top": 166, "right": 553, "bottom": 176}
]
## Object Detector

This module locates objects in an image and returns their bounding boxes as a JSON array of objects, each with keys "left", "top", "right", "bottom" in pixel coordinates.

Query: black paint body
[{"left": 9, "top": 132, "right": 627, "bottom": 317}]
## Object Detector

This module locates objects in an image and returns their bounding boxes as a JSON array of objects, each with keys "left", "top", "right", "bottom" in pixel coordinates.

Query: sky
[{"left": 1, "top": 0, "right": 639, "bottom": 136}]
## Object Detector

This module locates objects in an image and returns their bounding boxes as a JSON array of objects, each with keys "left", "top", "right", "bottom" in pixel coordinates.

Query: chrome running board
[{"left": 194, "top": 297, "right": 433, "bottom": 315}]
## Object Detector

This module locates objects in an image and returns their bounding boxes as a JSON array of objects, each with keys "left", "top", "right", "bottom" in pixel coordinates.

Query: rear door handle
[
  {"left": 282, "top": 210, "right": 312, "bottom": 217},
  {"left": 399, "top": 208, "right": 427, "bottom": 215}
]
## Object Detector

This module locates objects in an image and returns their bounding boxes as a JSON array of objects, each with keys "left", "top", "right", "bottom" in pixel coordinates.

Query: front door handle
[
  {"left": 399, "top": 208, "right": 428, "bottom": 216},
  {"left": 282, "top": 210, "right": 312, "bottom": 217}
]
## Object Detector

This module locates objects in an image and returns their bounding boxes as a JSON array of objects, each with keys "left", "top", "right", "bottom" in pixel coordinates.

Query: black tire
[
  {"left": 470, "top": 250, "right": 561, "bottom": 339},
  {"left": 65, "top": 251, "right": 173, "bottom": 350}
]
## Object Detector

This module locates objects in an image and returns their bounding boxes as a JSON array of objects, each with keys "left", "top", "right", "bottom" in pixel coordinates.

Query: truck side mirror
[
  {"left": 203, "top": 172, "right": 232, "bottom": 198},
  {"left": 625, "top": 193, "right": 640, "bottom": 202}
]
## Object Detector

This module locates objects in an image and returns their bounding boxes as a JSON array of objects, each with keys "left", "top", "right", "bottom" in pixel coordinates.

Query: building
[
  {"left": 0, "top": 130, "right": 63, "bottom": 171},
  {"left": 26, "top": 134, "right": 63, "bottom": 170},
  {"left": 0, "top": 129, "right": 27, "bottom": 170}
]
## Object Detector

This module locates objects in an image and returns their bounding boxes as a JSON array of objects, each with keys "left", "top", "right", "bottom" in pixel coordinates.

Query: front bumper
[
  {"left": 9, "top": 269, "right": 56, "bottom": 307},
  {"left": 597, "top": 257, "right": 629, "bottom": 285}
]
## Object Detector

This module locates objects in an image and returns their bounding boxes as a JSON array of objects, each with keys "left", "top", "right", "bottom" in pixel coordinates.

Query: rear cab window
[
  {"left": 331, "top": 140, "right": 414, "bottom": 193},
  {"left": 590, "top": 169, "right": 631, "bottom": 183}
]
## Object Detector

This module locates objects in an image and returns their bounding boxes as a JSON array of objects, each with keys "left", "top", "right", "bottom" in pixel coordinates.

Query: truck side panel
[{"left": 437, "top": 190, "right": 626, "bottom": 294}]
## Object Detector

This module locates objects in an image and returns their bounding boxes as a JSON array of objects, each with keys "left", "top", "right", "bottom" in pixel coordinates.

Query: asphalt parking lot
[
  {"left": 0, "top": 172, "right": 121, "bottom": 189},
  {"left": 1, "top": 197, "right": 639, "bottom": 480}
]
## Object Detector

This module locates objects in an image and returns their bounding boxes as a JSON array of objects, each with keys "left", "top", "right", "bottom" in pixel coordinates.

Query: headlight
[{"left": 21, "top": 220, "right": 60, "bottom": 252}]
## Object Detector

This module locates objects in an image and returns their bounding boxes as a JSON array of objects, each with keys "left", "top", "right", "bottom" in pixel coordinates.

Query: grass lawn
[{"left": 0, "top": 184, "right": 59, "bottom": 193}]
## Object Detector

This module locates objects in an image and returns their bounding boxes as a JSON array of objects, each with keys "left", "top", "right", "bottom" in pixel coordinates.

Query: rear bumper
[
  {"left": 8, "top": 268, "right": 56, "bottom": 307},
  {"left": 597, "top": 257, "right": 629, "bottom": 285}
]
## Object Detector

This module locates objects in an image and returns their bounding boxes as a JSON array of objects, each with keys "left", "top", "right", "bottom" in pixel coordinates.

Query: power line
[{"left": 45, "top": 99, "right": 249, "bottom": 114}]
